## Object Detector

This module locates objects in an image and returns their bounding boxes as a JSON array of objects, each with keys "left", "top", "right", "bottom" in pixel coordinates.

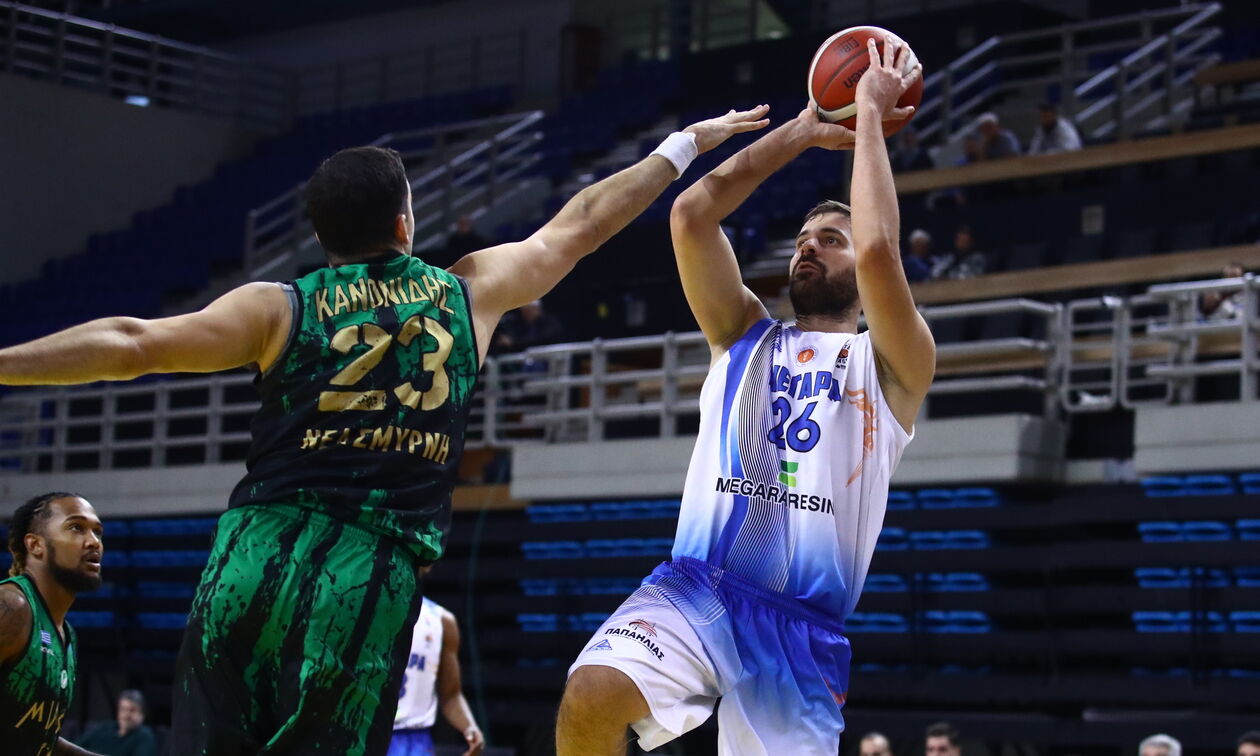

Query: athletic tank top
[
  {"left": 0, "top": 575, "right": 77, "bottom": 755},
  {"left": 395, "top": 597, "right": 444, "bottom": 730},
  {"left": 672, "top": 319, "right": 913, "bottom": 620},
  {"left": 228, "top": 253, "right": 479, "bottom": 562}
]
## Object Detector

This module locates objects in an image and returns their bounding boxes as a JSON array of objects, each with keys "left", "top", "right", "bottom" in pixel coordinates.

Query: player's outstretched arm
[
  {"left": 671, "top": 105, "right": 911, "bottom": 355},
  {"left": 851, "top": 35, "right": 934, "bottom": 432},
  {"left": 436, "top": 609, "right": 484, "bottom": 756},
  {"left": 0, "top": 282, "right": 292, "bottom": 386},
  {"left": 449, "top": 107, "right": 770, "bottom": 363}
]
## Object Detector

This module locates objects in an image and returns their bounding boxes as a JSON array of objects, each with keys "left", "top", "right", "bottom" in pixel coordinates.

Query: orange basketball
[{"left": 807, "top": 25, "right": 923, "bottom": 136}]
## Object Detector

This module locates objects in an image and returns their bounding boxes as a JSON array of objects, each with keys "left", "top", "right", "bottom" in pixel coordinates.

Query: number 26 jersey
[
  {"left": 229, "top": 253, "right": 479, "bottom": 562},
  {"left": 671, "top": 319, "right": 913, "bottom": 621}
]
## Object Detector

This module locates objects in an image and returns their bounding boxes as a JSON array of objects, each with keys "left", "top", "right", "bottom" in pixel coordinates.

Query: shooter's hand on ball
[
  {"left": 792, "top": 98, "right": 916, "bottom": 152},
  {"left": 856, "top": 35, "right": 922, "bottom": 121},
  {"left": 682, "top": 104, "right": 771, "bottom": 153}
]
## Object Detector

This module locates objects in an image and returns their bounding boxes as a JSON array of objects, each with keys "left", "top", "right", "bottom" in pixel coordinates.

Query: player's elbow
[{"left": 670, "top": 189, "right": 709, "bottom": 230}]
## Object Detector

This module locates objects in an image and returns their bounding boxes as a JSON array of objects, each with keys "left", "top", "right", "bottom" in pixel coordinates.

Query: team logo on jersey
[
  {"left": 797, "top": 346, "right": 817, "bottom": 364},
  {"left": 586, "top": 639, "right": 614, "bottom": 653},
  {"left": 835, "top": 340, "right": 852, "bottom": 369},
  {"left": 39, "top": 631, "right": 52, "bottom": 646},
  {"left": 779, "top": 460, "right": 799, "bottom": 486},
  {"left": 629, "top": 619, "right": 657, "bottom": 637}
]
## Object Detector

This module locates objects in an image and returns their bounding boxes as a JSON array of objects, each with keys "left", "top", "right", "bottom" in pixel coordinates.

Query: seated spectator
[
  {"left": 925, "top": 721, "right": 961, "bottom": 756},
  {"left": 904, "top": 229, "right": 935, "bottom": 282},
  {"left": 861, "top": 731, "right": 894, "bottom": 756},
  {"left": 1200, "top": 261, "right": 1247, "bottom": 320},
  {"left": 1027, "top": 103, "right": 1083, "bottom": 155},
  {"left": 1237, "top": 730, "right": 1260, "bottom": 756},
  {"left": 928, "top": 135, "right": 981, "bottom": 210},
  {"left": 932, "top": 225, "right": 988, "bottom": 279},
  {"left": 439, "top": 214, "right": 488, "bottom": 266},
  {"left": 76, "top": 689, "right": 158, "bottom": 756},
  {"left": 492, "top": 299, "right": 566, "bottom": 355},
  {"left": 891, "top": 126, "right": 935, "bottom": 173},
  {"left": 1139, "top": 734, "right": 1181, "bottom": 756},
  {"left": 976, "top": 112, "right": 1021, "bottom": 160}
]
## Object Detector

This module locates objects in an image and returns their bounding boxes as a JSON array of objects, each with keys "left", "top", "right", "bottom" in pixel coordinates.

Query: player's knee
[{"left": 560, "top": 666, "right": 648, "bottom": 726}]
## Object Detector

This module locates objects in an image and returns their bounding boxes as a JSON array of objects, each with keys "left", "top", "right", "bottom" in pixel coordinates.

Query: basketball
[{"left": 807, "top": 25, "right": 923, "bottom": 135}]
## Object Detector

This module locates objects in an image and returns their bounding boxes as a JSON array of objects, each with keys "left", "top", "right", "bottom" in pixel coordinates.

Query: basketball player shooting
[
  {"left": 0, "top": 105, "right": 767, "bottom": 755},
  {"left": 558, "top": 36, "right": 931, "bottom": 755}
]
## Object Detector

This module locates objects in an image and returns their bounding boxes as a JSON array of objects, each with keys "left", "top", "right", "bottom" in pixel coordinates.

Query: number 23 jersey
[
  {"left": 672, "top": 319, "right": 913, "bottom": 621},
  {"left": 229, "top": 253, "right": 479, "bottom": 562}
]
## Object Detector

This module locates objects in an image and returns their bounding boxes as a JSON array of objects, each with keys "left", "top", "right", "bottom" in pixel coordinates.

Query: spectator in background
[
  {"left": 861, "top": 731, "right": 895, "bottom": 756},
  {"left": 925, "top": 722, "right": 961, "bottom": 756},
  {"left": 492, "top": 299, "right": 566, "bottom": 354},
  {"left": 976, "top": 112, "right": 1021, "bottom": 160},
  {"left": 76, "top": 690, "right": 157, "bottom": 756},
  {"left": 904, "top": 229, "right": 935, "bottom": 282},
  {"left": 891, "top": 126, "right": 935, "bottom": 173},
  {"left": 932, "top": 225, "right": 988, "bottom": 280},
  {"left": 1027, "top": 103, "right": 1083, "bottom": 155},
  {"left": 1200, "top": 261, "right": 1247, "bottom": 321},
  {"left": 442, "top": 214, "right": 488, "bottom": 263},
  {"left": 1139, "top": 734, "right": 1181, "bottom": 756},
  {"left": 1237, "top": 730, "right": 1260, "bottom": 756}
]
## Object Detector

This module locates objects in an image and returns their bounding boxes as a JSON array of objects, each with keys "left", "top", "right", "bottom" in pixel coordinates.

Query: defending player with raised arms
[
  {"left": 1, "top": 493, "right": 106, "bottom": 756},
  {"left": 0, "top": 106, "right": 766, "bottom": 755},
  {"left": 558, "top": 37, "right": 931, "bottom": 756}
]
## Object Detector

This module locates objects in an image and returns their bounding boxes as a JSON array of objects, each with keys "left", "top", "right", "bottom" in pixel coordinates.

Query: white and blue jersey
[{"left": 571, "top": 319, "right": 912, "bottom": 755}]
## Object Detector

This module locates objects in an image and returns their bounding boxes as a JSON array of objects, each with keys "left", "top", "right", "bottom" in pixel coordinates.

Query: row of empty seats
[
  {"left": 1141, "top": 473, "right": 1260, "bottom": 497},
  {"left": 887, "top": 487, "right": 1001, "bottom": 511},
  {"left": 517, "top": 613, "right": 609, "bottom": 633},
  {"left": 847, "top": 611, "right": 993, "bottom": 634},
  {"left": 1138, "top": 520, "right": 1260, "bottom": 542},
  {"left": 519, "top": 577, "right": 643, "bottom": 596},
  {"left": 525, "top": 499, "right": 681, "bottom": 524},
  {"left": 866, "top": 573, "right": 991, "bottom": 592},
  {"left": 65, "top": 611, "right": 187, "bottom": 629},
  {"left": 1136, "top": 566, "right": 1260, "bottom": 588},
  {"left": 876, "top": 529, "right": 991, "bottom": 551},
  {"left": 520, "top": 538, "right": 674, "bottom": 559},
  {"left": 1132, "top": 611, "right": 1260, "bottom": 633}
]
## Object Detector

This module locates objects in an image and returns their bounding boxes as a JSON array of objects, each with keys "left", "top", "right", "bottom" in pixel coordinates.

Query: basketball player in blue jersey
[{"left": 559, "top": 37, "right": 930, "bottom": 756}]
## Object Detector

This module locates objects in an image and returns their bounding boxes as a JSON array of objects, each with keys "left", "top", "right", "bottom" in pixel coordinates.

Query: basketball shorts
[
  {"left": 569, "top": 556, "right": 851, "bottom": 756},
  {"left": 172, "top": 502, "right": 423, "bottom": 756},
  {"left": 387, "top": 727, "right": 435, "bottom": 756}
]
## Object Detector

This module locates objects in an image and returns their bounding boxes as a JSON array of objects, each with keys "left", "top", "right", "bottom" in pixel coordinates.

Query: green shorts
[{"left": 172, "top": 503, "right": 423, "bottom": 755}]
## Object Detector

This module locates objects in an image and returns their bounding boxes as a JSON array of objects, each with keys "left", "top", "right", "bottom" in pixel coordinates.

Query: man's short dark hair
[
  {"left": 1239, "top": 731, "right": 1260, "bottom": 749},
  {"left": 926, "top": 722, "right": 960, "bottom": 747},
  {"left": 8, "top": 492, "right": 77, "bottom": 577},
  {"left": 119, "top": 689, "right": 145, "bottom": 713},
  {"left": 304, "top": 146, "right": 409, "bottom": 260},
  {"left": 803, "top": 199, "right": 852, "bottom": 225}
]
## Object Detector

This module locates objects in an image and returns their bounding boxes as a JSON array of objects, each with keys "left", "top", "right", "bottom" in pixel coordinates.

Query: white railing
[
  {"left": 245, "top": 110, "right": 545, "bottom": 280},
  {"left": 912, "top": 3, "right": 1221, "bottom": 146},
  {"left": 0, "top": 0, "right": 292, "bottom": 131},
  {"left": 3, "top": 277, "right": 1254, "bottom": 473}
]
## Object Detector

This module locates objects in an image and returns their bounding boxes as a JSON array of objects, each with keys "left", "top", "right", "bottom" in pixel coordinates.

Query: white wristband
[{"left": 650, "top": 131, "right": 698, "bottom": 178}]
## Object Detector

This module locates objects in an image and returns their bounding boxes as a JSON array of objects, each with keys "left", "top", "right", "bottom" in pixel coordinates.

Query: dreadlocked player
[{"left": 1, "top": 492, "right": 105, "bottom": 756}]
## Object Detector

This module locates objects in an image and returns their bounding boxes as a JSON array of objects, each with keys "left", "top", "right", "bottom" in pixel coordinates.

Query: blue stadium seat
[
  {"left": 886, "top": 491, "right": 916, "bottom": 511},
  {"left": 875, "top": 527, "right": 908, "bottom": 551},
  {"left": 922, "top": 572, "right": 990, "bottom": 592},
  {"left": 1230, "top": 612, "right": 1260, "bottom": 632},
  {"left": 584, "top": 577, "right": 642, "bottom": 595},
  {"left": 916, "top": 489, "right": 956, "bottom": 509},
  {"left": 517, "top": 613, "right": 559, "bottom": 632},
  {"left": 526, "top": 504, "right": 590, "bottom": 523},
  {"left": 1138, "top": 522, "right": 1183, "bottom": 543},
  {"left": 1237, "top": 520, "right": 1260, "bottom": 541},
  {"left": 922, "top": 610, "right": 991, "bottom": 633},
  {"left": 1240, "top": 473, "right": 1260, "bottom": 495},
  {"left": 1185, "top": 567, "right": 1231, "bottom": 588},
  {"left": 521, "top": 541, "right": 585, "bottom": 559},
  {"left": 67, "top": 611, "right": 117, "bottom": 628},
  {"left": 1185, "top": 475, "right": 1236, "bottom": 496},
  {"left": 944, "top": 531, "right": 991, "bottom": 550},
  {"left": 1235, "top": 567, "right": 1260, "bottom": 587},
  {"left": 136, "top": 612, "right": 187, "bottom": 629},
  {"left": 130, "top": 550, "right": 210, "bottom": 567},
  {"left": 846, "top": 612, "right": 908, "bottom": 633},
  {"left": 1135, "top": 568, "right": 1184, "bottom": 589},
  {"left": 1141, "top": 476, "right": 1187, "bottom": 497},
  {"left": 136, "top": 581, "right": 197, "bottom": 598},
  {"left": 520, "top": 579, "right": 559, "bottom": 596},
  {"left": 1182, "top": 521, "right": 1233, "bottom": 541},
  {"left": 953, "top": 488, "right": 999, "bottom": 508},
  {"left": 1133, "top": 611, "right": 1179, "bottom": 632},
  {"left": 568, "top": 613, "right": 610, "bottom": 632},
  {"left": 1178, "top": 611, "right": 1228, "bottom": 632},
  {"left": 909, "top": 531, "right": 946, "bottom": 550},
  {"left": 865, "top": 574, "right": 908, "bottom": 593}
]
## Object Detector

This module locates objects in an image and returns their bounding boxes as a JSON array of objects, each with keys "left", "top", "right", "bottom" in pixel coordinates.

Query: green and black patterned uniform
[
  {"left": 0, "top": 575, "right": 77, "bottom": 756},
  {"left": 173, "top": 253, "right": 479, "bottom": 756}
]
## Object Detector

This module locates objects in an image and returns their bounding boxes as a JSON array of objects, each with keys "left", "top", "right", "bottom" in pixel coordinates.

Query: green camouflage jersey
[
  {"left": 0, "top": 575, "right": 77, "bottom": 756},
  {"left": 228, "top": 253, "right": 479, "bottom": 562}
]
